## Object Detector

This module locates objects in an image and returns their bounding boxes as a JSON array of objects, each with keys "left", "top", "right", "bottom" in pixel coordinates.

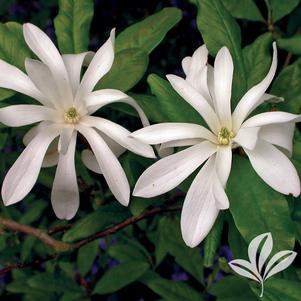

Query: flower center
[
  {"left": 64, "top": 107, "right": 80, "bottom": 124},
  {"left": 217, "top": 127, "right": 234, "bottom": 145}
]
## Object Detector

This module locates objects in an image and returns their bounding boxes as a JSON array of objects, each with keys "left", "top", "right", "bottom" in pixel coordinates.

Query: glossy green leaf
[
  {"left": 0, "top": 22, "right": 32, "bottom": 100},
  {"left": 221, "top": 0, "right": 264, "bottom": 22},
  {"left": 63, "top": 203, "right": 129, "bottom": 242},
  {"left": 250, "top": 278, "right": 301, "bottom": 300},
  {"left": 271, "top": 58, "right": 301, "bottom": 113},
  {"left": 77, "top": 240, "right": 99, "bottom": 276},
  {"left": 141, "top": 271, "right": 203, "bottom": 301},
  {"left": 96, "top": 48, "right": 148, "bottom": 92},
  {"left": 147, "top": 74, "right": 202, "bottom": 124},
  {"left": 197, "top": 0, "right": 247, "bottom": 104},
  {"left": 116, "top": 7, "right": 182, "bottom": 54},
  {"left": 94, "top": 261, "right": 149, "bottom": 294},
  {"left": 228, "top": 156, "right": 295, "bottom": 252},
  {"left": 157, "top": 217, "right": 204, "bottom": 283},
  {"left": 204, "top": 214, "right": 224, "bottom": 267},
  {"left": 243, "top": 33, "right": 273, "bottom": 89},
  {"left": 267, "top": 0, "right": 300, "bottom": 22},
  {"left": 277, "top": 36, "right": 301, "bottom": 55},
  {"left": 54, "top": 0, "right": 94, "bottom": 53}
]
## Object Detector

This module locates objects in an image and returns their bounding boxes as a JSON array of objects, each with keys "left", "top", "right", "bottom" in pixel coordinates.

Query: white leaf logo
[{"left": 228, "top": 232, "right": 297, "bottom": 297}]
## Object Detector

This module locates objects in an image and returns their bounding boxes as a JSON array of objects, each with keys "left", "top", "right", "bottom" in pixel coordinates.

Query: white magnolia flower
[
  {"left": 0, "top": 23, "right": 155, "bottom": 219},
  {"left": 132, "top": 43, "right": 301, "bottom": 247}
]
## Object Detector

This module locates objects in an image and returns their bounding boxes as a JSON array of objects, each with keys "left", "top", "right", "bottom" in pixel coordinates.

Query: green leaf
[
  {"left": 267, "top": 0, "right": 300, "bottom": 22},
  {"left": 157, "top": 217, "right": 204, "bottom": 283},
  {"left": 0, "top": 22, "right": 32, "bottom": 100},
  {"left": 54, "top": 0, "right": 94, "bottom": 53},
  {"left": 116, "top": 7, "right": 182, "bottom": 54},
  {"left": 96, "top": 48, "right": 148, "bottom": 92},
  {"left": 204, "top": 214, "right": 224, "bottom": 267},
  {"left": 250, "top": 278, "right": 301, "bottom": 300},
  {"left": 221, "top": 0, "right": 264, "bottom": 22},
  {"left": 93, "top": 261, "right": 149, "bottom": 294},
  {"left": 210, "top": 276, "right": 257, "bottom": 301},
  {"left": 228, "top": 155, "right": 295, "bottom": 252},
  {"left": 77, "top": 240, "right": 99, "bottom": 276},
  {"left": 28, "top": 272, "right": 82, "bottom": 293},
  {"left": 141, "top": 271, "right": 202, "bottom": 301},
  {"left": 243, "top": 33, "right": 273, "bottom": 89},
  {"left": 19, "top": 201, "right": 48, "bottom": 224},
  {"left": 63, "top": 203, "right": 129, "bottom": 242},
  {"left": 277, "top": 36, "right": 301, "bottom": 55},
  {"left": 197, "top": 0, "right": 247, "bottom": 104},
  {"left": 271, "top": 58, "right": 301, "bottom": 114},
  {"left": 147, "top": 74, "right": 202, "bottom": 124}
]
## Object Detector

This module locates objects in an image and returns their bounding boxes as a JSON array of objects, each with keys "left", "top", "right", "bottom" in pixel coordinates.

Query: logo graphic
[{"left": 228, "top": 232, "right": 297, "bottom": 297}]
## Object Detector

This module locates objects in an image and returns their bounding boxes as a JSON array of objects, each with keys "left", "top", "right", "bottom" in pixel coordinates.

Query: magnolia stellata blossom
[
  {"left": 132, "top": 43, "right": 301, "bottom": 248},
  {"left": 0, "top": 23, "right": 155, "bottom": 219}
]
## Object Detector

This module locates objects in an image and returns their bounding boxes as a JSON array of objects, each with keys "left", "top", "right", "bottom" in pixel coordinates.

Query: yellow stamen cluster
[
  {"left": 217, "top": 127, "right": 234, "bottom": 145},
  {"left": 64, "top": 107, "right": 80, "bottom": 124}
]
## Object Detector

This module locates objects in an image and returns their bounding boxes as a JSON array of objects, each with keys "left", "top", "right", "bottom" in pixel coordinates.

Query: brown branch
[
  {"left": 0, "top": 205, "right": 180, "bottom": 276},
  {"left": 0, "top": 217, "right": 73, "bottom": 252},
  {"left": 47, "top": 224, "right": 72, "bottom": 235}
]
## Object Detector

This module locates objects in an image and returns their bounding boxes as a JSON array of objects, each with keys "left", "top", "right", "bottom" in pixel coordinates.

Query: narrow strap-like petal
[
  {"left": 75, "top": 29, "right": 115, "bottom": 104},
  {"left": 77, "top": 125, "right": 130, "bottom": 206},
  {"left": 232, "top": 43, "right": 277, "bottom": 132},
  {"left": 259, "top": 122, "right": 294, "bottom": 156},
  {"left": 0, "top": 59, "right": 46, "bottom": 105},
  {"left": 131, "top": 122, "right": 217, "bottom": 144},
  {"left": 62, "top": 52, "right": 94, "bottom": 96},
  {"left": 181, "top": 155, "right": 220, "bottom": 247},
  {"left": 213, "top": 47, "right": 233, "bottom": 128},
  {"left": 1, "top": 125, "right": 60, "bottom": 205},
  {"left": 23, "top": 23, "right": 73, "bottom": 108},
  {"left": 244, "top": 140, "right": 300, "bottom": 197},
  {"left": 25, "top": 58, "right": 58, "bottom": 108},
  {"left": 86, "top": 91, "right": 149, "bottom": 127},
  {"left": 80, "top": 115, "right": 155, "bottom": 158},
  {"left": 233, "top": 127, "right": 260, "bottom": 150},
  {"left": 58, "top": 125, "right": 75, "bottom": 154},
  {"left": 215, "top": 145, "right": 232, "bottom": 186},
  {"left": 167, "top": 74, "right": 220, "bottom": 134},
  {"left": 51, "top": 132, "right": 79, "bottom": 220},
  {"left": 133, "top": 141, "right": 217, "bottom": 198},
  {"left": 0, "top": 105, "right": 59, "bottom": 127},
  {"left": 242, "top": 111, "right": 300, "bottom": 128}
]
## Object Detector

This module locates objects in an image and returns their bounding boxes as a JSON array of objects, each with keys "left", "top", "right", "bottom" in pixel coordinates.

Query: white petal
[
  {"left": 80, "top": 116, "right": 155, "bottom": 158},
  {"left": 58, "top": 126, "right": 74, "bottom": 154},
  {"left": 213, "top": 175, "right": 230, "bottom": 210},
  {"left": 81, "top": 132, "right": 126, "bottom": 174},
  {"left": 86, "top": 92, "right": 150, "bottom": 127},
  {"left": 215, "top": 145, "right": 232, "bottom": 186},
  {"left": 25, "top": 58, "right": 58, "bottom": 108},
  {"left": 244, "top": 140, "right": 300, "bottom": 197},
  {"left": 131, "top": 123, "right": 217, "bottom": 144},
  {"left": 81, "top": 149, "right": 102, "bottom": 174},
  {"left": 62, "top": 52, "right": 94, "bottom": 96},
  {"left": 181, "top": 156, "right": 220, "bottom": 247},
  {"left": 213, "top": 47, "right": 233, "bottom": 127},
  {"left": 0, "top": 105, "right": 58, "bottom": 127},
  {"left": 23, "top": 23, "right": 73, "bottom": 108},
  {"left": 233, "top": 127, "right": 260, "bottom": 150},
  {"left": 166, "top": 74, "right": 220, "bottom": 134},
  {"left": 133, "top": 141, "right": 217, "bottom": 198},
  {"left": 75, "top": 29, "right": 115, "bottom": 102},
  {"left": 259, "top": 122, "right": 294, "bottom": 156},
  {"left": 242, "top": 111, "right": 300, "bottom": 128},
  {"left": 42, "top": 151, "right": 59, "bottom": 168},
  {"left": 1, "top": 126, "right": 59, "bottom": 205},
  {"left": 77, "top": 125, "right": 130, "bottom": 206},
  {"left": 260, "top": 93, "right": 284, "bottom": 104},
  {"left": 51, "top": 132, "right": 79, "bottom": 220},
  {"left": 182, "top": 56, "right": 191, "bottom": 75},
  {"left": 0, "top": 59, "right": 46, "bottom": 105},
  {"left": 232, "top": 43, "right": 277, "bottom": 132}
]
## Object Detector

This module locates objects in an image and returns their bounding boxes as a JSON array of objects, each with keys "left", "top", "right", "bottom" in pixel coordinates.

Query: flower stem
[{"left": 260, "top": 281, "right": 264, "bottom": 298}]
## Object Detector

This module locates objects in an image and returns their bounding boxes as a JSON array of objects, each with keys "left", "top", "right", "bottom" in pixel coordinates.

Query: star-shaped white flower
[
  {"left": 132, "top": 43, "right": 301, "bottom": 247},
  {"left": 0, "top": 23, "right": 155, "bottom": 219}
]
